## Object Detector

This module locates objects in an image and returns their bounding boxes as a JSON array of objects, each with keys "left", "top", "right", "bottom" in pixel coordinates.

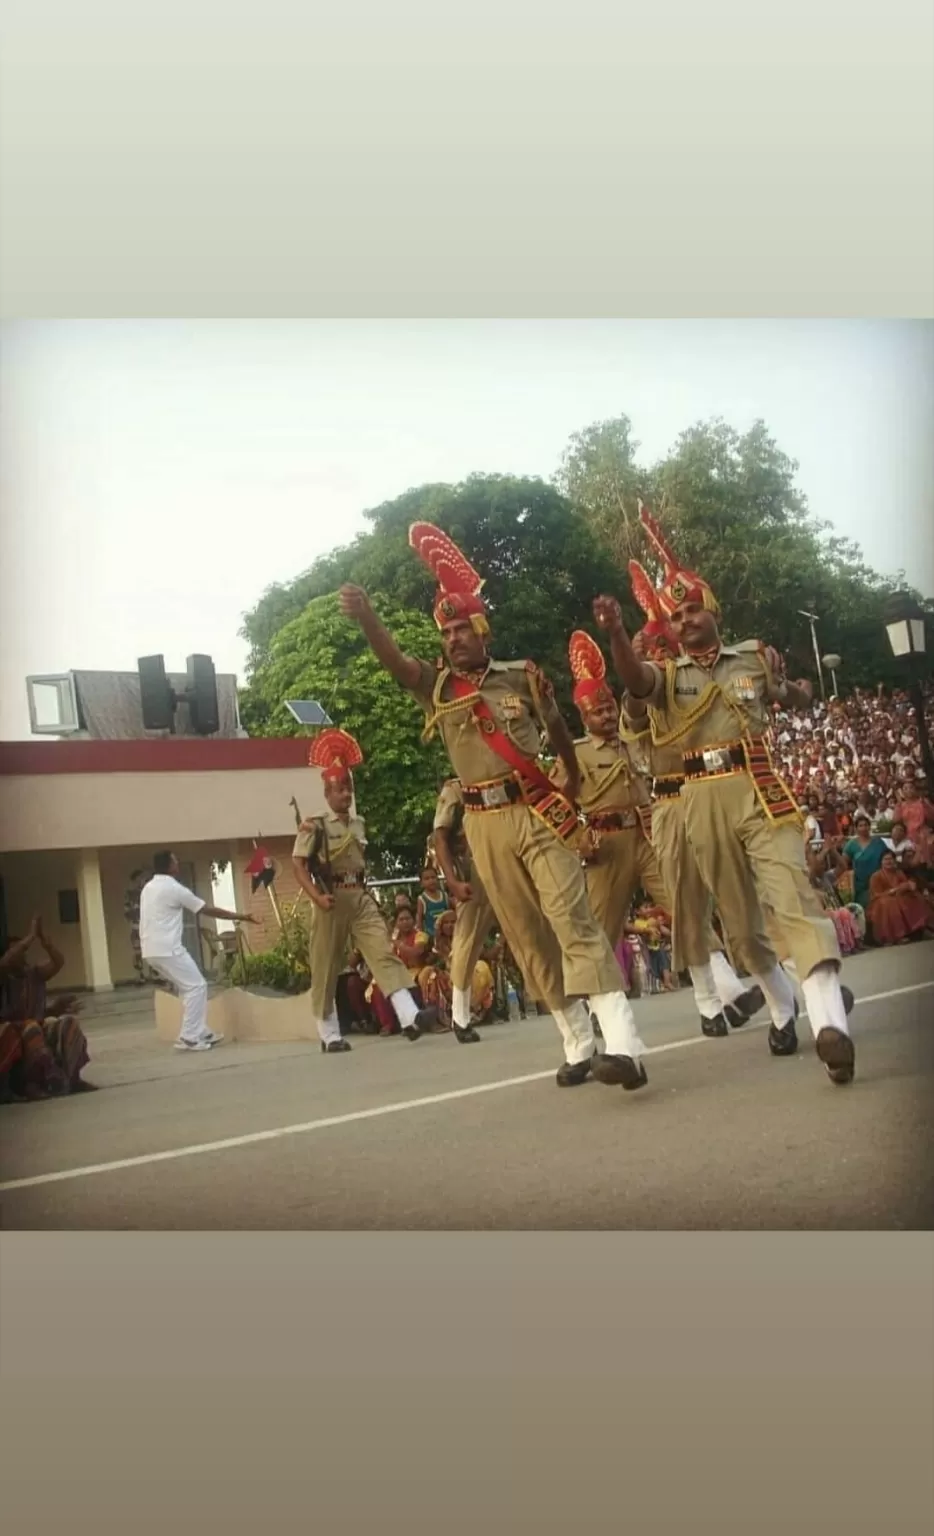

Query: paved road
[{"left": 2, "top": 944, "right": 932, "bottom": 1230}]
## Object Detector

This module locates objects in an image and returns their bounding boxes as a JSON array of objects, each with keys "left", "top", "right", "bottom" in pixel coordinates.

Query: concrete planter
[{"left": 154, "top": 985, "right": 317, "bottom": 1044}]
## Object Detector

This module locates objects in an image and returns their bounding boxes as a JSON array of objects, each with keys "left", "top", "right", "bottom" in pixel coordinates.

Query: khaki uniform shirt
[
  {"left": 293, "top": 811, "right": 368, "bottom": 876},
  {"left": 408, "top": 657, "right": 563, "bottom": 785},
  {"left": 552, "top": 732, "right": 649, "bottom": 812},
  {"left": 626, "top": 642, "right": 787, "bottom": 757}
]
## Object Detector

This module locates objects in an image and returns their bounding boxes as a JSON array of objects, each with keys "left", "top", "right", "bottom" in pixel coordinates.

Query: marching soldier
[
  {"left": 554, "top": 629, "right": 669, "bottom": 944},
  {"left": 567, "top": 624, "right": 764, "bottom": 1037},
  {"left": 339, "top": 522, "right": 649, "bottom": 1093},
  {"left": 619, "top": 580, "right": 767, "bottom": 1039},
  {"left": 291, "top": 728, "right": 453, "bottom": 1052},
  {"left": 429, "top": 778, "right": 493, "bottom": 1038},
  {"left": 596, "top": 502, "right": 855, "bottom": 1086}
]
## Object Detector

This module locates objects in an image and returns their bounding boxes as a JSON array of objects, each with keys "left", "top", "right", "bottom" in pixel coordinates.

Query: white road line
[{"left": 1, "top": 979, "right": 930, "bottom": 1196}]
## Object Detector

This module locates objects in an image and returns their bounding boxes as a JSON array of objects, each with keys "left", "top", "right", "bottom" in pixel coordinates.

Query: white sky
[{"left": 1, "top": 319, "right": 931, "bottom": 741}]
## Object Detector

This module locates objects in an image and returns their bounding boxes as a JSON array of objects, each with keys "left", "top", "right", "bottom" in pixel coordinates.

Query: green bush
[{"left": 229, "top": 899, "right": 311, "bottom": 994}]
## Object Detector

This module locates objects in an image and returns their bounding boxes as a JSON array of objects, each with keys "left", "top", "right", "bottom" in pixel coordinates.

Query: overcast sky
[{"left": 1, "top": 319, "right": 931, "bottom": 741}]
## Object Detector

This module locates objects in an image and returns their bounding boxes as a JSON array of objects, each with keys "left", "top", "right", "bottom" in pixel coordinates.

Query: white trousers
[{"left": 146, "top": 950, "right": 209, "bottom": 1042}]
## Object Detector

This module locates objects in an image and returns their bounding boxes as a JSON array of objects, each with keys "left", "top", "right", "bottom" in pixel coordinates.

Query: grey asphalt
[{"left": 2, "top": 944, "right": 932, "bottom": 1230}]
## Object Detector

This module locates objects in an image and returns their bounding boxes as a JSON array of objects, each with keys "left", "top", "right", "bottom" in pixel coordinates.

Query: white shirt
[{"left": 139, "top": 874, "right": 206, "bottom": 958}]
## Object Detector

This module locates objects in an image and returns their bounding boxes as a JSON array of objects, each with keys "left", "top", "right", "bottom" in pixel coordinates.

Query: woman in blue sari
[{"left": 843, "top": 814, "right": 887, "bottom": 916}]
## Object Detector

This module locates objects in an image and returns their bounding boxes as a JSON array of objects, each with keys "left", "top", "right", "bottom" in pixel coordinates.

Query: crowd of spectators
[{"left": 771, "top": 683, "right": 934, "bottom": 948}]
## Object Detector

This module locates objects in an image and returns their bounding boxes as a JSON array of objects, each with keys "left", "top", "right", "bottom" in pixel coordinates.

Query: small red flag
[{"left": 245, "top": 846, "right": 276, "bottom": 892}]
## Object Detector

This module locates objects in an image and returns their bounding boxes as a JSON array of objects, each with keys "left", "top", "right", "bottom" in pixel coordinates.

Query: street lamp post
[
  {"left": 822, "top": 653, "right": 842, "bottom": 698},
  {"left": 884, "top": 591, "right": 934, "bottom": 789},
  {"left": 798, "top": 609, "right": 826, "bottom": 700}
]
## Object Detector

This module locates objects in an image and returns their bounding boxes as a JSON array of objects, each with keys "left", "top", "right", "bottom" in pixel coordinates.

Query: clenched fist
[
  {"left": 592, "top": 594, "right": 624, "bottom": 636},
  {"left": 339, "top": 584, "right": 373, "bottom": 621}
]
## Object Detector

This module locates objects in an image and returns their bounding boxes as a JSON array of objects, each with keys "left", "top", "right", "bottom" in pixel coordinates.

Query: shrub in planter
[{"left": 229, "top": 899, "right": 312, "bottom": 994}]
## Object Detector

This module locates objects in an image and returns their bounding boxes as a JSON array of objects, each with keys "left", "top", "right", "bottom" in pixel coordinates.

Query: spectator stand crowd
[{"left": 771, "top": 683, "right": 934, "bottom": 950}]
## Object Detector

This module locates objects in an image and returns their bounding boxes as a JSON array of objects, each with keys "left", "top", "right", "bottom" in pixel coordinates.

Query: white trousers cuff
[
  {"left": 708, "top": 949, "right": 747, "bottom": 1007},
  {"left": 390, "top": 988, "right": 419, "bottom": 1028},
  {"left": 552, "top": 1000, "right": 595, "bottom": 1065},
  {"left": 801, "top": 962, "right": 850, "bottom": 1040},
  {"left": 752, "top": 963, "right": 798, "bottom": 1028},
  {"left": 589, "top": 991, "right": 646, "bottom": 1060},
  {"left": 689, "top": 962, "right": 723, "bottom": 1021}
]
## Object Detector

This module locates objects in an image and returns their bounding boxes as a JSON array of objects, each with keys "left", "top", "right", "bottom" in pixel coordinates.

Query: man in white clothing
[{"left": 139, "top": 851, "right": 257, "bottom": 1050}]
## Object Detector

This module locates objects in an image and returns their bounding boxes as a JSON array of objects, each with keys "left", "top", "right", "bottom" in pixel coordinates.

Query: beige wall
[
  {"left": 0, "top": 766, "right": 327, "bottom": 854},
  {"left": 1, "top": 850, "right": 88, "bottom": 989},
  {"left": 1, "top": 842, "right": 226, "bottom": 989}
]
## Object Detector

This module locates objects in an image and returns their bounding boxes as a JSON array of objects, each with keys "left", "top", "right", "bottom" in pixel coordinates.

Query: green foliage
[
  {"left": 229, "top": 899, "right": 311, "bottom": 993},
  {"left": 556, "top": 414, "right": 646, "bottom": 566},
  {"left": 561, "top": 414, "right": 932, "bottom": 689},
  {"left": 240, "top": 597, "right": 449, "bottom": 875}
]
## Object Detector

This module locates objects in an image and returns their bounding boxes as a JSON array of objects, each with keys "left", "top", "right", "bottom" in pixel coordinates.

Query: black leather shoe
[
  {"left": 453, "top": 1023, "right": 481, "bottom": 1044},
  {"left": 722, "top": 1003, "right": 747, "bottom": 1029},
  {"left": 727, "top": 985, "right": 766, "bottom": 1025},
  {"left": 556, "top": 1056, "right": 594, "bottom": 1087},
  {"left": 768, "top": 1019, "right": 798, "bottom": 1057},
  {"left": 701, "top": 1013, "right": 729, "bottom": 1038},
  {"left": 321, "top": 1039, "right": 352, "bottom": 1054},
  {"left": 592, "top": 1054, "right": 649, "bottom": 1091},
  {"left": 815, "top": 1026, "right": 855, "bottom": 1084},
  {"left": 841, "top": 985, "right": 855, "bottom": 1016},
  {"left": 402, "top": 1024, "right": 422, "bottom": 1042}
]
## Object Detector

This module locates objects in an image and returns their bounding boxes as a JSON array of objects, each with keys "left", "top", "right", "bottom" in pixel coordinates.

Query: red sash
[{"left": 446, "top": 673, "right": 580, "bottom": 842}]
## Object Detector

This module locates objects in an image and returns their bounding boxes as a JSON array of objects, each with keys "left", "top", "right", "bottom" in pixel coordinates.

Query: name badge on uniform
[
  {"left": 675, "top": 684, "right": 699, "bottom": 696},
  {"left": 500, "top": 694, "right": 524, "bottom": 721},
  {"left": 731, "top": 676, "right": 757, "bottom": 703}
]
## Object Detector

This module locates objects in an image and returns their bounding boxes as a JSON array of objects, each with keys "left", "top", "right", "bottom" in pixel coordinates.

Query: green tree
[
  {"left": 242, "top": 474, "right": 636, "bottom": 720},
  {"left": 557, "top": 413, "right": 930, "bottom": 689},
  {"left": 556, "top": 414, "right": 648, "bottom": 566},
  {"left": 240, "top": 596, "right": 449, "bottom": 876}
]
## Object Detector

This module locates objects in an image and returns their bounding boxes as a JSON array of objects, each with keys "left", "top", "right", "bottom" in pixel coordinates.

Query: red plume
[
  {"left": 308, "top": 727, "right": 364, "bottom": 780},
  {"left": 569, "top": 629, "right": 612, "bottom": 708},
  {"left": 627, "top": 560, "right": 662, "bottom": 624},
  {"left": 568, "top": 630, "right": 606, "bottom": 684},
  {"left": 638, "top": 499, "right": 677, "bottom": 579},
  {"left": 408, "top": 522, "right": 484, "bottom": 598}
]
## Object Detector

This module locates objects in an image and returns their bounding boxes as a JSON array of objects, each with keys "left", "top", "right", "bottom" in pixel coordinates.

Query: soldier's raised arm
[
  {"left": 592, "top": 594, "right": 661, "bottom": 703},
  {"left": 339, "top": 584, "right": 425, "bottom": 692}
]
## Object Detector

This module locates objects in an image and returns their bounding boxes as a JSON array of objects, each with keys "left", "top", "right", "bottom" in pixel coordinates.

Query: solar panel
[{"left": 284, "top": 699, "right": 333, "bottom": 727}]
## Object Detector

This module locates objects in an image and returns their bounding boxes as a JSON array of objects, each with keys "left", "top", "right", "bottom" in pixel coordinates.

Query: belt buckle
[
  {"left": 480, "top": 782, "right": 510, "bottom": 808},
  {"left": 621, "top": 811, "right": 637, "bottom": 829},
  {"left": 702, "top": 748, "right": 731, "bottom": 774}
]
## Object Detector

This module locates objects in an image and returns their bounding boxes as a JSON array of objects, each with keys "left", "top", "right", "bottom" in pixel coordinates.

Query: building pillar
[{"left": 77, "top": 848, "right": 113, "bottom": 992}]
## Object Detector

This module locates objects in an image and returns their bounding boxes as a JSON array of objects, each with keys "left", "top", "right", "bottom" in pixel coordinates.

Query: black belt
[
  {"left": 462, "top": 778, "right": 525, "bottom": 811},
  {"left": 682, "top": 743, "right": 746, "bottom": 780},
  {"left": 652, "top": 776, "right": 684, "bottom": 800}
]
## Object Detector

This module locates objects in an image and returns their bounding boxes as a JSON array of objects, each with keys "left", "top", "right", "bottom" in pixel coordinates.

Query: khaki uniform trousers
[
  {"left": 584, "top": 825, "right": 669, "bottom": 952},
  {"left": 309, "top": 888, "right": 413, "bottom": 1024},
  {"left": 681, "top": 774, "right": 840, "bottom": 982},
  {"left": 449, "top": 880, "right": 497, "bottom": 993},
  {"left": 650, "top": 797, "right": 735, "bottom": 971},
  {"left": 463, "top": 804, "right": 624, "bottom": 1008}
]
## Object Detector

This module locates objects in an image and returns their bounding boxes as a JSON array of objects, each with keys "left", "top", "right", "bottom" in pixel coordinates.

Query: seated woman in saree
[
  {"left": 843, "top": 815, "right": 888, "bottom": 917},
  {"left": 0, "top": 917, "right": 96, "bottom": 1098},
  {"left": 867, "top": 852, "right": 934, "bottom": 946}
]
